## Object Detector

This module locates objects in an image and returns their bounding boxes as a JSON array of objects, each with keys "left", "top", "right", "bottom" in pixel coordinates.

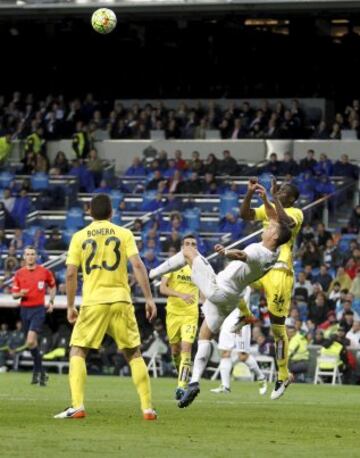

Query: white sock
[
  {"left": 149, "top": 251, "right": 186, "bottom": 279},
  {"left": 219, "top": 357, "right": 232, "bottom": 389},
  {"left": 244, "top": 354, "right": 265, "bottom": 380},
  {"left": 190, "top": 340, "right": 211, "bottom": 384}
]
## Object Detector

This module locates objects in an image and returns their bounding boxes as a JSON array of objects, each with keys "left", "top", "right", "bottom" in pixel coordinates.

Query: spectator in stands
[
  {"left": 146, "top": 170, "right": 164, "bottom": 191},
  {"left": 315, "top": 223, "right": 332, "bottom": 250},
  {"left": 87, "top": 149, "right": 104, "bottom": 188},
  {"left": 72, "top": 121, "right": 89, "bottom": 159},
  {"left": 329, "top": 122, "right": 341, "bottom": 140},
  {"left": 45, "top": 228, "right": 67, "bottom": 251},
  {"left": 194, "top": 118, "right": 208, "bottom": 139},
  {"left": 188, "top": 151, "right": 203, "bottom": 174},
  {"left": 262, "top": 152, "right": 282, "bottom": 176},
  {"left": 24, "top": 126, "right": 46, "bottom": 156},
  {"left": 340, "top": 310, "right": 356, "bottom": 334},
  {"left": 331, "top": 267, "right": 352, "bottom": 291},
  {"left": 35, "top": 154, "right": 49, "bottom": 173},
  {"left": 174, "top": 150, "right": 187, "bottom": 171},
  {"left": 94, "top": 178, "right": 111, "bottom": 194},
  {"left": 157, "top": 151, "right": 169, "bottom": 171},
  {"left": 294, "top": 271, "right": 314, "bottom": 301},
  {"left": 167, "top": 170, "right": 183, "bottom": 194},
  {"left": 346, "top": 320, "right": 360, "bottom": 349},
  {"left": 312, "top": 329, "right": 326, "bottom": 345},
  {"left": 219, "top": 212, "right": 244, "bottom": 241},
  {"left": 219, "top": 150, "right": 238, "bottom": 176},
  {"left": 299, "top": 241, "right": 321, "bottom": 268},
  {"left": 280, "top": 152, "right": 299, "bottom": 176},
  {"left": 180, "top": 171, "right": 202, "bottom": 194},
  {"left": 141, "top": 193, "right": 163, "bottom": 212},
  {"left": 345, "top": 257, "right": 357, "bottom": 280},
  {"left": 323, "top": 239, "right": 342, "bottom": 269},
  {"left": 312, "top": 121, "right": 329, "bottom": 139},
  {"left": 162, "top": 230, "right": 182, "bottom": 252},
  {"left": 202, "top": 173, "right": 218, "bottom": 194},
  {"left": 314, "top": 153, "right": 333, "bottom": 176},
  {"left": 125, "top": 157, "right": 146, "bottom": 176},
  {"left": 53, "top": 151, "right": 69, "bottom": 175},
  {"left": 346, "top": 205, "right": 360, "bottom": 234},
  {"left": 333, "top": 154, "right": 358, "bottom": 180},
  {"left": 203, "top": 153, "right": 219, "bottom": 176},
  {"left": 0, "top": 202, "right": 16, "bottom": 229},
  {"left": 142, "top": 249, "right": 160, "bottom": 272},
  {"left": 2, "top": 188, "right": 15, "bottom": 214},
  {"left": 318, "top": 311, "right": 338, "bottom": 337},
  {"left": 308, "top": 292, "right": 332, "bottom": 326},
  {"left": 0, "top": 322, "right": 9, "bottom": 372},
  {"left": 287, "top": 321, "right": 309, "bottom": 382},
  {"left": 229, "top": 118, "right": 247, "bottom": 139},
  {"left": 314, "top": 265, "right": 333, "bottom": 293},
  {"left": 350, "top": 269, "right": 360, "bottom": 299},
  {"left": 21, "top": 151, "right": 37, "bottom": 175},
  {"left": 279, "top": 110, "right": 300, "bottom": 139},
  {"left": 329, "top": 281, "right": 342, "bottom": 302}
]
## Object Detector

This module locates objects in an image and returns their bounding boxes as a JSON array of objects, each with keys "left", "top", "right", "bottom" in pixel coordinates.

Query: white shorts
[
  {"left": 192, "top": 255, "right": 241, "bottom": 330},
  {"left": 218, "top": 308, "right": 251, "bottom": 354}
]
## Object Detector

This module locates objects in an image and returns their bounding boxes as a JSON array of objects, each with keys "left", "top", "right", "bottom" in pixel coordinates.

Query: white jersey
[{"left": 217, "top": 242, "right": 279, "bottom": 297}]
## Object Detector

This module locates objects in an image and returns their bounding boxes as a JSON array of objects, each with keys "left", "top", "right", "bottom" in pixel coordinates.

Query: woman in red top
[{"left": 12, "top": 246, "right": 56, "bottom": 386}]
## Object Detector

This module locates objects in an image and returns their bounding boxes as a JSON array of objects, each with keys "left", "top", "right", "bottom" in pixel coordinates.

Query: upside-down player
[
  {"left": 240, "top": 179, "right": 303, "bottom": 400},
  {"left": 54, "top": 193, "right": 157, "bottom": 420},
  {"left": 150, "top": 188, "right": 291, "bottom": 407},
  {"left": 160, "top": 235, "right": 199, "bottom": 400}
]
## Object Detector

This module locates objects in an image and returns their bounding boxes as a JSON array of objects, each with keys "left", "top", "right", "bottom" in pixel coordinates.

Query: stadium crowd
[{"left": 1, "top": 93, "right": 360, "bottom": 143}]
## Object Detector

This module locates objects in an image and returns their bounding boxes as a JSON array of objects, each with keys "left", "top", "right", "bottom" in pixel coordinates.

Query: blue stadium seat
[
  {"left": 219, "top": 192, "right": 239, "bottom": 218},
  {"left": 65, "top": 207, "right": 85, "bottom": 230},
  {"left": 62, "top": 228, "right": 76, "bottom": 245},
  {"left": 338, "top": 234, "right": 356, "bottom": 252},
  {"left": 183, "top": 208, "right": 201, "bottom": 232},
  {"left": 141, "top": 191, "right": 158, "bottom": 211},
  {"left": 111, "top": 209, "right": 122, "bottom": 226},
  {"left": 31, "top": 172, "right": 49, "bottom": 191},
  {"left": 110, "top": 190, "right": 124, "bottom": 209},
  {"left": 0, "top": 171, "right": 14, "bottom": 189}
]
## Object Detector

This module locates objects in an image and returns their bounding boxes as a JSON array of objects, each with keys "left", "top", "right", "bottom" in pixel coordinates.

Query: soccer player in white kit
[
  {"left": 210, "top": 287, "right": 267, "bottom": 395},
  {"left": 150, "top": 189, "right": 292, "bottom": 408}
]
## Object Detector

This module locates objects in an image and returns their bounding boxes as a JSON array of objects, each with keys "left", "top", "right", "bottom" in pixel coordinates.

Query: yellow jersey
[
  {"left": 164, "top": 266, "right": 199, "bottom": 318},
  {"left": 254, "top": 204, "right": 303, "bottom": 271},
  {"left": 66, "top": 219, "right": 138, "bottom": 306}
]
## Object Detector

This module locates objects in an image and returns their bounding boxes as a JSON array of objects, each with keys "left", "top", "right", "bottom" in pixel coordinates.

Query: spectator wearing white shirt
[
  {"left": 346, "top": 321, "right": 360, "bottom": 349},
  {"left": 294, "top": 271, "right": 314, "bottom": 301}
]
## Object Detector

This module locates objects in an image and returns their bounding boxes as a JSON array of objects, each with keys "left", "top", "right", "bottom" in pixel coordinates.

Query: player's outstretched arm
[
  {"left": 214, "top": 244, "right": 248, "bottom": 261},
  {"left": 254, "top": 184, "right": 278, "bottom": 221},
  {"left": 239, "top": 178, "right": 258, "bottom": 220},
  {"left": 129, "top": 254, "right": 157, "bottom": 322}
]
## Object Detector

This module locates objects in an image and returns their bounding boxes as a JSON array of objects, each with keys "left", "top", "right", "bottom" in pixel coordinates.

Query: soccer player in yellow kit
[
  {"left": 160, "top": 235, "right": 199, "bottom": 400},
  {"left": 54, "top": 194, "right": 157, "bottom": 420},
  {"left": 240, "top": 179, "right": 303, "bottom": 400}
]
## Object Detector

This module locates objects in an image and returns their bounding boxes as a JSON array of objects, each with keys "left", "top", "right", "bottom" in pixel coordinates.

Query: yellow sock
[
  {"left": 172, "top": 353, "right": 181, "bottom": 373},
  {"left": 238, "top": 298, "right": 251, "bottom": 318},
  {"left": 129, "top": 357, "right": 152, "bottom": 411},
  {"left": 272, "top": 324, "right": 289, "bottom": 381},
  {"left": 178, "top": 351, "right": 192, "bottom": 389},
  {"left": 69, "top": 355, "right": 87, "bottom": 409}
]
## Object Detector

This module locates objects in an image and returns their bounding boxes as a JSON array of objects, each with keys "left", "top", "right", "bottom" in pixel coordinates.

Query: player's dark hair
[
  {"left": 283, "top": 183, "right": 300, "bottom": 202},
  {"left": 23, "top": 245, "right": 37, "bottom": 254},
  {"left": 182, "top": 233, "right": 197, "bottom": 243},
  {"left": 90, "top": 193, "right": 112, "bottom": 220},
  {"left": 276, "top": 223, "right": 292, "bottom": 247}
]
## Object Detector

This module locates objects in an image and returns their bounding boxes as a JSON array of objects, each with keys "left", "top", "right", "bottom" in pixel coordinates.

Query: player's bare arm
[
  {"left": 129, "top": 254, "right": 157, "bottom": 322},
  {"left": 214, "top": 244, "right": 248, "bottom": 261},
  {"left": 46, "top": 285, "right": 57, "bottom": 313},
  {"left": 66, "top": 264, "right": 79, "bottom": 324},
  {"left": 271, "top": 178, "right": 296, "bottom": 227},
  {"left": 160, "top": 277, "right": 195, "bottom": 304},
  {"left": 254, "top": 184, "right": 278, "bottom": 221},
  {"left": 239, "top": 178, "right": 258, "bottom": 220}
]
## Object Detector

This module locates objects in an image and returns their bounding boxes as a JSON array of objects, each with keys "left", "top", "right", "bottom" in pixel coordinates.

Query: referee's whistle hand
[{"left": 145, "top": 301, "right": 157, "bottom": 323}]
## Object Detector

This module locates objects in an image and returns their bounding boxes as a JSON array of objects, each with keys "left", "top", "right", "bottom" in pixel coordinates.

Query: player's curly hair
[{"left": 90, "top": 193, "right": 112, "bottom": 220}]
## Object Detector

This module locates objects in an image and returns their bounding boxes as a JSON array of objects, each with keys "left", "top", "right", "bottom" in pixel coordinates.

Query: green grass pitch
[{"left": 0, "top": 373, "right": 359, "bottom": 458}]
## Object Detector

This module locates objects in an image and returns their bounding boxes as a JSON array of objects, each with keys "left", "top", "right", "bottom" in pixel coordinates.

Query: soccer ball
[{"left": 91, "top": 8, "right": 117, "bottom": 35}]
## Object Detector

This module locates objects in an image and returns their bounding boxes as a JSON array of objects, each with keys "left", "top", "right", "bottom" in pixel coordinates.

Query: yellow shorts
[
  {"left": 252, "top": 269, "right": 294, "bottom": 318},
  {"left": 70, "top": 302, "right": 141, "bottom": 350},
  {"left": 166, "top": 313, "right": 198, "bottom": 345}
]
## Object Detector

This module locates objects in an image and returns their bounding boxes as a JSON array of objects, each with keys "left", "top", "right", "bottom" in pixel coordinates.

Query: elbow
[{"left": 159, "top": 285, "right": 166, "bottom": 295}]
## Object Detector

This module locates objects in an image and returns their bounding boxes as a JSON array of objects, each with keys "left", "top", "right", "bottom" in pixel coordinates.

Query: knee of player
[{"left": 26, "top": 338, "right": 36, "bottom": 349}]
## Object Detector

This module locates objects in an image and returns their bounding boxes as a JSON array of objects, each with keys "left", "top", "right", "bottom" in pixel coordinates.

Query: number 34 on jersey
[{"left": 66, "top": 221, "right": 139, "bottom": 306}]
